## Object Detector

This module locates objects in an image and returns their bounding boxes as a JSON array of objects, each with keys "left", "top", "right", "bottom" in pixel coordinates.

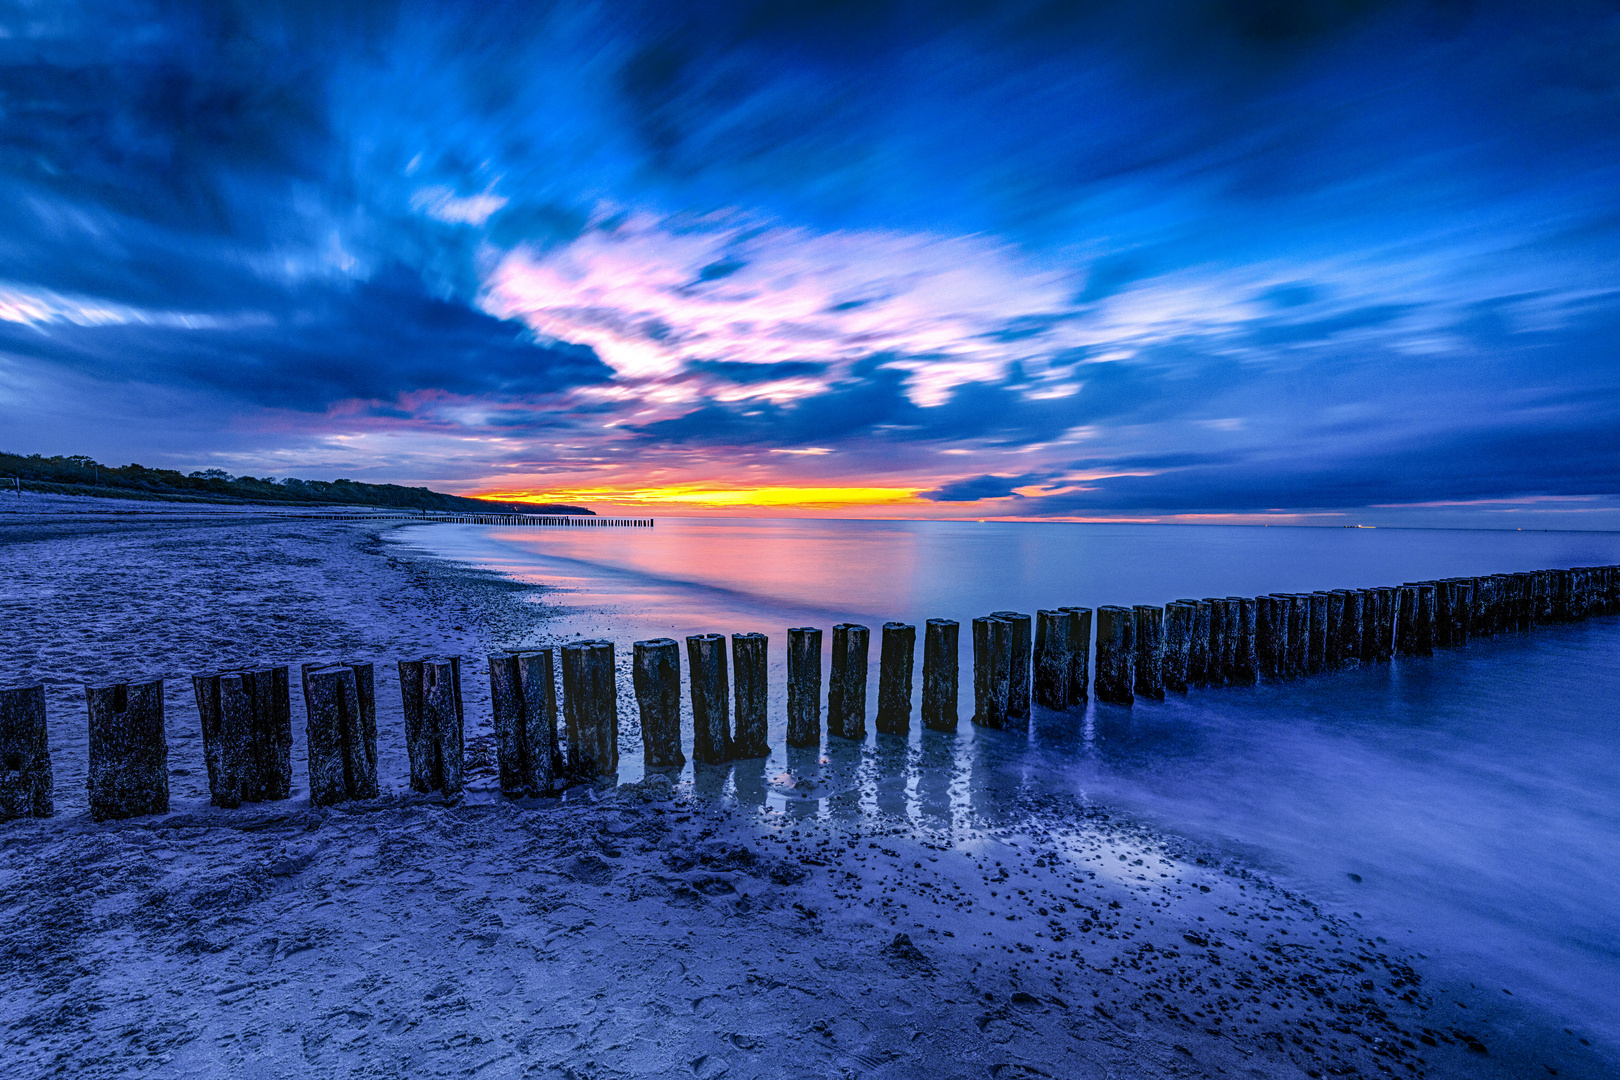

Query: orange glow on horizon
[{"left": 476, "top": 483, "right": 926, "bottom": 509}]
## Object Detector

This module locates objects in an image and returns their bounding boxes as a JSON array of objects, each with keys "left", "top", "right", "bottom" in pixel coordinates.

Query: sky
[{"left": 2, "top": 0, "right": 1620, "bottom": 525}]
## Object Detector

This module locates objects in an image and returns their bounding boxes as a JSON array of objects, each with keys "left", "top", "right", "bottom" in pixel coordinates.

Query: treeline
[{"left": 0, "top": 452, "right": 593, "bottom": 515}]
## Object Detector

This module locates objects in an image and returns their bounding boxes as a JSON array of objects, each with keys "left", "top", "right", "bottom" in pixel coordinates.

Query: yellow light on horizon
[{"left": 477, "top": 484, "right": 924, "bottom": 509}]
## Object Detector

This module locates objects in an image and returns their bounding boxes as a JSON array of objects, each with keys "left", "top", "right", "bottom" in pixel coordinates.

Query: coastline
[{"left": 0, "top": 508, "right": 1605, "bottom": 1078}]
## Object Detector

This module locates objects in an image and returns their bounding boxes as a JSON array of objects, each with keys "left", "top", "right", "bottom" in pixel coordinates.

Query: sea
[{"left": 389, "top": 517, "right": 1620, "bottom": 1061}]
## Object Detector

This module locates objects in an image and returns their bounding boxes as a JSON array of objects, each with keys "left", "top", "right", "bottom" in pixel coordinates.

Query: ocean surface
[{"left": 390, "top": 518, "right": 1620, "bottom": 1060}]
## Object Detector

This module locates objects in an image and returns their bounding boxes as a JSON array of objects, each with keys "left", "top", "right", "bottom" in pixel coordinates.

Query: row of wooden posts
[{"left": 0, "top": 564, "right": 1615, "bottom": 824}]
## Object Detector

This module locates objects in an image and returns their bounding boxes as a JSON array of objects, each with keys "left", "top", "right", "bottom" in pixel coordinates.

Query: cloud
[
  {"left": 0, "top": 0, "right": 1618, "bottom": 519},
  {"left": 920, "top": 474, "right": 1043, "bottom": 502}
]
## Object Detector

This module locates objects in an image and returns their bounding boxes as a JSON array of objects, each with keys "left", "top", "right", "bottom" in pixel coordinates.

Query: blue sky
[{"left": 2, "top": 1, "right": 1619, "bottom": 523}]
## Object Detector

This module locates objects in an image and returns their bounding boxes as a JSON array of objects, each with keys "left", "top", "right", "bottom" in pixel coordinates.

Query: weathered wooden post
[
  {"left": 1183, "top": 600, "right": 1210, "bottom": 688},
  {"left": 732, "top": 633, "right": 770, "bottom": 757},
  {"left": 490, "top": 649, "right": 560, "bottom": 795},
  {"left": 86, "top": 677, "right": 168, "bottom": 822},
  {"left": 1133, "top": 605, "right": 1165, "bottom": 700},
  {"left": 828, "top": 623, "right": 870, "bottom": 740},
  {"left": 787, "top": 627, "right": 823, "bottom": 747},
  {"left": 399, "top": 656, "right": 465, "bottom": 796},
  {"left": 926, "top": 621, "right": 959, "bottom": 731},
  {"left": 876, "top": 622, "right": 916, "bottom": 735},
  {"left": 1396, "top": 586, "right": 1418, "bottom": 655},
  {"left": 1095, "top": 606, "right": 1135, "bottom": 705},
  {"left": 1281, "top": 594, "right": 1306, "bottom": 678},
  {"left": 1307, "top": 593, "right": 1330, "bottom": 674},
  {"left": 1451, "top": 578, "right": 1473, "bottom": 644},
  {"left": 990, "top": 611, "right": 1033, "bottom": 721},
  {"left": 302, "top": 661, "right": 378, "bottom": 806},
  {"left": 562, "top": 640, "right": 618, "bottom": 779},
  {"left": 1438, "top": 579, "right": 1461, "bottom": 643},
  {"left": 1201, "top": 598, "right": 1227, "bottom": 686},
  {"left": 1351, "top": 588, "right": 1376, "bottom": 661},
  {"left": 1322, "top": 591, "right": 1344, "bottom": 668},
  {"left": 1033, "top": 610, "right": 1071, "bottom": 710},
  {"left": 1472, "top": 576, "right": 1498, "bottom": 636},
  {"left": 0, "top": 684, "right": 51, "bottom": 819},
  {"left": 922, "top": 618, "right": 959, "bottom": 731},
  {"left": 972, "top": 615, "right": 1012, "bottom": 726},
  {"left": 192, "top": 666, "right": 292, "bottom": 808},
  {"left": 1232, "top": 597, "right": 1258, "bottom": 684},
  {"left": 630, "top": 640, "right": 683, "bottom": 771},
  {"left": 1375, "top": 588, "right": 1399, "bottom": 660},
  {"left": 1255, "top": 595, "right": 1284, "bottom": 679},
  {"left": 1511, "top": 573, "right": 1534, "bottom": 631},
  {"left": 1060, "top": 606, "right": 1092, "bottom": 705},
  {"left": 685, "top": 634, "right": 730, "bottom": 764},
  {"left": 1163, "top": 602, "right": 1193, "bottom": 694}
]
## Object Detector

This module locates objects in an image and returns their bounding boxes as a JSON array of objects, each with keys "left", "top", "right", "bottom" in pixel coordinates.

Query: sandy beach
[{"left": 0, "top": 508, "right": 1598, "bottom": 1079}]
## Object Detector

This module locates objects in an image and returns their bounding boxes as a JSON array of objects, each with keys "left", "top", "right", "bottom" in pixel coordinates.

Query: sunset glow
[{"left": 480, "top": 485, "right": 925, "bottom": 509}]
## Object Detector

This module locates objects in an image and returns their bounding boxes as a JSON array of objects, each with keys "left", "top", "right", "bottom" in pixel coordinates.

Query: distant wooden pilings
[
  {"left": 8, "top": 564, "right": 1619, "bottom": 821},
  {"left": 297, "top": 513, "right": 655, "bottom": 527}
]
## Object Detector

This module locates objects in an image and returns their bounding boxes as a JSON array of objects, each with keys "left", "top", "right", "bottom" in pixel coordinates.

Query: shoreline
[{"left": 0, "top": 513, "right": 1608, "bottom": 1078}]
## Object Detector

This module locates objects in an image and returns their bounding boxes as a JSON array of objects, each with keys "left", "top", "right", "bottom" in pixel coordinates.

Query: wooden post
[
  {"left": 732, "top": 633, "right": 770, "bottom": 757},
  {"left": 1511, "top": 573, "right": 1534, "bottom": 631},
  {"left": 490, "top": 649, "right": 560, "bottom": 796},
  {"left": 562, "top": 640, "right": 618, "bottom": 779},
  {"left": 1373, "top": 588, "right": 1398, "bottom": 661},
  {"left": 828, "top": 623, "right": 870, "bottom": 741},
  {"left": 1033, "top": 610, "right": 1072, "bottom": 710},
  {"left": 1132, "top": 605, "right": 1164, "bottom": 700},
  {"left": 1281, "top": 595, "right": 1307, "bottom": 678},
  {"left": 1200, "top": 598, "right": 1226, "bottom": 686},
  {"left": 876, "top": 622, "right": 916, "bottom": 735},
  {"left": 1164, "top": 602, "right": 1193, "bottom": 694},
  {"left": 192, "top": 666, "right": 292, "bottom": 808},
  {"left": 87, "top": 678, "right": 168, "bottom": 822},
  {"left": 1060, "top": 606, "right": 1092, "bottom": 705},
  {"left": 1181, "top": 600, "right": 1210, "bottom": 688},
  {"left": 990, "top": 611, "right": 1033, "bottom": 721},
  {"left": 301, "top": 660, "right": 378, "bottom": 805},
  {"left": 1325, "top": 590, "right": 1349, "bottom": 669},
  {"left": 631, "top": 640, "right": 683, "bottom": 770},
  {"left": 1307, "top": 593, "right": 1330, "bottom": 674},
  {"left": 1432, "top": 581, "right": 1455, "bottom": 646},
  {"left": 0, "top": 684, "right": 51, "bottom": 819},
  {"left": 686, "top": 634, "right": 731, "bottom": 763},
  {"left": 971, "top": 616, "right": 1012, "bottom": 726},
  {"left": 1255, "top": 595, "right": 1285, "bottom": 680},
  {"left": 1231, "top": 597, "right": 1258, "bottom": 685},
  {"left": 1353, "top": 589, "right": 1377, "bottom": 661},
  {"left": 921, "top": 618, "right": 959, "bottom": 731},
  {"left": 786, "top": 627, "right": 822, "bottom": 747},
  {"left": 1095, "top": 606, "right": 1135, "bottom": 705},
  {"left": 399, "top": 656, "right": 465, "bottom": 796}
]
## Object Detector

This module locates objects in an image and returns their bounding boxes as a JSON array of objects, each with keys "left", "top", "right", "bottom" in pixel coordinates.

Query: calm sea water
[{"left": 390, "top": 518, "right": 1620, "bottom": 1059}]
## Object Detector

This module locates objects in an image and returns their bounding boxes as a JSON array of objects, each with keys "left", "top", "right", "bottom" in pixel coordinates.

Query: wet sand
[{"left": 0, "top": 511, "right": 1599, "bottom": 1078}]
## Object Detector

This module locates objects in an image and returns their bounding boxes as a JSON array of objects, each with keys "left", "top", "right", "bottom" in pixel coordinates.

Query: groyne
[{"left": 0, "top": 564, "right": 1615, "bottom": 819}]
